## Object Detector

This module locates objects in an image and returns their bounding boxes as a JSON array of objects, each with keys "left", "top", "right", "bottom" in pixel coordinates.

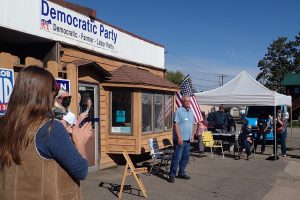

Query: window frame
[
  {"left": 153, "top": 93, "right": 165, "bottom": 133},
  {"left": 141, "top": 92, "right": 154, "bottom": 134},
  {"left": 142, "top": 92, "right": 174, "bottom": 134},
  {"left": 164, "top": 94, "right": 174, "bottom": 131}
]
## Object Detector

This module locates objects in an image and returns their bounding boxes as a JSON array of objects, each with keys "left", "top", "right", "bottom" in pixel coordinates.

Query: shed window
[
  {"left": 142, "top": 93, "right": 174, "bottom": 134},
  {"left": 154, "top": 94, "right": 164, "bottom": 132},
  {"left": 142, "top": 93, "right": 153, "bottom": 132},
  {"left": 111, "top": 91, "right": 132, "bottom": 134},
  {"left": 164, "top": 95, "right": 173, "bottom": 130}
]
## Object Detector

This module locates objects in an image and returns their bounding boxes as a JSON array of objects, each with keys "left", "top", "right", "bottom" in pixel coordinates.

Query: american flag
[{"left": 175, "top": 76, "right": 203, "bottom": 123}]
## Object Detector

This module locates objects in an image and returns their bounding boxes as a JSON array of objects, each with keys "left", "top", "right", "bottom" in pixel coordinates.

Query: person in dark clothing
[
  {"left": 212, "top": 105, "right": 227, "bottom": 132},
  {"left": 240, "top": 121, "right": 253, "bottom": 160},
  {"left": 84, "top": 97, "right": 94, "bottom": 121},
  {"left": 225, "top": 109, "right": 236, "bottom": 132},
  {"left": 255, "top": 111, "right": 269, "bottom": 154},
  {"left": 79, "top": 97, "right": 95, "bottom": 128}
]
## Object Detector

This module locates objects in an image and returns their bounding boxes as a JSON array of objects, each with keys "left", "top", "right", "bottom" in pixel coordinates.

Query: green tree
[
  {"left": 165, "top": 70, "right": 197, "bottom": 92},
  {"left": 165, "top": 70, "right": 185, "bottom": 86},
  {"left": 293, "top": 33, "right": 300, "bottom": 71},
  {"left": 256, "top": 33, "right": 300, "bottom": 92}
]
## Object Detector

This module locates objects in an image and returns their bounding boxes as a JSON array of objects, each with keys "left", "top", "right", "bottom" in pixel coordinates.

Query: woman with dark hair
[{"left": 0, "top": 66, "right": 93, "bottom": 199}]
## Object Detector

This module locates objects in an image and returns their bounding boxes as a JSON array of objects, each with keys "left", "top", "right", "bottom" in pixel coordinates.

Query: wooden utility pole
[{"left": 218, "top": 74, "right": 228, "bottom": 86}]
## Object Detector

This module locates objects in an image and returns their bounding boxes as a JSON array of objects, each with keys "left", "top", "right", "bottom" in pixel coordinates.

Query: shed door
[{"left": 78, "top": 83, "right": 99, "bottom": 171}]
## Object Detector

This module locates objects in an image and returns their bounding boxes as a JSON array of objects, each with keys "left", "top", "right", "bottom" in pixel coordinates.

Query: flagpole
[{"left": 180, "top": 74, "right": 190, "bottom": 86}]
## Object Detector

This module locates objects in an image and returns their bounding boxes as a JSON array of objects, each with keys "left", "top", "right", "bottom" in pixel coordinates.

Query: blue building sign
[
  {"left": 0, "top": 68, "right": 14, "bottom": 115},
  {"left": 55, "top": 78, "right": 70, "bottom": 92}
]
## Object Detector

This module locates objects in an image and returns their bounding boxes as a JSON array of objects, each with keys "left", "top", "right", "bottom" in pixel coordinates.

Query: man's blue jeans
[{"left": 169, "top": 140, "right": 190, "bottom": 178}]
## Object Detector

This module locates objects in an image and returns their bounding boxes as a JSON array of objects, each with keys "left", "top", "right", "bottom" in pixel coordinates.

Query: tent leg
[
  {"left": 274, "top": 106, "right": 277, "bottom": 161},
  {"left": 291, "top": 105, "right": 293, "bottom": 148}
]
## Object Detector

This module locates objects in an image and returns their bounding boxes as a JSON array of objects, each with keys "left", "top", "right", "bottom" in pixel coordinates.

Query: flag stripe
[
  {"left": 175, "top": 76, "right": 203, "bottom": 123},
  {"left": 191, "top": 99, "right": 201, "bottom": 122},
  {"left": 195, "top": 100, "right": 203, "bottom": 121},
  {"left": 175, "top": 92, "right": 182, "bottom": 108},
  {"left": 190, "top": 96, "right": 202, "bottom": 122}
]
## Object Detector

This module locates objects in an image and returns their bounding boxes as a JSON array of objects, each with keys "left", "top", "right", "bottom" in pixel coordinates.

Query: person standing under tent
[
  {"left": 198, "top": 111, "right": 208, "bottom": 154},
  {"left": 255, "top": 111, "right": 269, "bottom": 154},
  {"left": 270, "top": 110, "right": 287, "bottom": 157}
]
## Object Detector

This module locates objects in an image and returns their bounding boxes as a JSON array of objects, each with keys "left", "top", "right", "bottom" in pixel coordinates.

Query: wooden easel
[{"left": 118, "top": 151, "right": 148, "bottom": 198}]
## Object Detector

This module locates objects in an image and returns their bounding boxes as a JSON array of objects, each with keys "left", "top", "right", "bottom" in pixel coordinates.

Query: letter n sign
[
  {"left": 55, "top": 78, "right": 70, "bottom": 93},
  {"left": 0, "top": 68, "right": 14, "bottom": 115}
]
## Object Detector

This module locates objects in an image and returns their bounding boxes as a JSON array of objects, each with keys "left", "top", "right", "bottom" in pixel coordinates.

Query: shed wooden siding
[
  {"left": 60, "top": 47, "right": 165, "bottom": 78},
  {"left": 60, "top": 47, "right": 176, "bottom": 169},
  {"left": 0, "top": 51, "right": 176, "bottom": 170}
]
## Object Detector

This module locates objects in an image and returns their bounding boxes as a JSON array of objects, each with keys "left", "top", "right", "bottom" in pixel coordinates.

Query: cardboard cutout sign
[{"left": 0, "top": 68, "right": 14, "bottom": 115}]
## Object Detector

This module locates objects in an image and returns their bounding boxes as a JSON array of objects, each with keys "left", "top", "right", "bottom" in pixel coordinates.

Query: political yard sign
[
  {"left": 0, "top": 68, "right": 14, "bottom": 115},
  {"left": 55, "top": 78, "right": 70, "bottom": 92}
]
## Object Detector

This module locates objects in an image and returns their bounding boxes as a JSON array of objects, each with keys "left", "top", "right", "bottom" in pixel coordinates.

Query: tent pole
[
  {"left": 291, "top": 105, "right": 293, "bottom": 148},
  {"left": 274, "top": 106, "right": 277, "bottom": 160}
]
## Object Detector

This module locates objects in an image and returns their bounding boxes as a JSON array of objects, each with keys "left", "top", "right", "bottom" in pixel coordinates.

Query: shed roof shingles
[{"left": 105, "top": 65, "right": 179, "bottom": 89}]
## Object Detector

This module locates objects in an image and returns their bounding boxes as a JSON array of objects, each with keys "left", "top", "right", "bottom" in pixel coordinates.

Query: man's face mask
[{"left": 62, "top": 96, "right": 71, "bottom": 107}]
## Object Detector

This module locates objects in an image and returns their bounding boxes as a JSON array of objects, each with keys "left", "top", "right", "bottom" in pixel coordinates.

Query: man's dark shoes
[
  {"left": 168, "top": 176, "right": 175, "bottom": 183},
  {"left": 177, "top": 174, "right": 191, "bottom": 180}
]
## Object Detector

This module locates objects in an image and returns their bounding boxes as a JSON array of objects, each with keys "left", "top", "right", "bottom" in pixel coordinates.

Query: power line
[
  {"left": 190, "top": 76, "right": 219, "bottom": 83},
  {"left": 193, "top": 84, "right": 219, "bottom": 89},
  {"left": 166, "top": 50, "right": 236, "bottom": 77},
  {"left": 166, "top": 51, "right": 220, "bottom": 76}
]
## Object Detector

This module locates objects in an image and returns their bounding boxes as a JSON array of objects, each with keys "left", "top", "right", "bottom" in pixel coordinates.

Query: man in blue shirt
[{"left": 168, "top": 95, "right": 197, "bottom": 183}]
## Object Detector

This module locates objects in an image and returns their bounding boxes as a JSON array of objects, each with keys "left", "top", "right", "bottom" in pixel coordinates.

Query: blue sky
[{"left": 69, "top": 0, "right": 300, "bottom": 91}]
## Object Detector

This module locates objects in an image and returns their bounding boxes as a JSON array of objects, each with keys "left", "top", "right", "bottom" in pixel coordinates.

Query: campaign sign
[
  {"left": 55, "top": 78, "right": 70, "bottom": 92},
  {"left": 116, "top": 110, "right": 125, "bottom": 123},
  {"left": 0, "top": 68, "right": 14, "bottom": 115}
]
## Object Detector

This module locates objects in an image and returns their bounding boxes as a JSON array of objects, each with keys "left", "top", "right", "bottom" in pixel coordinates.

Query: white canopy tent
[
  {"left": 195, "top": 71, "right": 291, "bottom": 106},
  {"left": 195, "top": 71, "right": 292, "bottom": 160}
]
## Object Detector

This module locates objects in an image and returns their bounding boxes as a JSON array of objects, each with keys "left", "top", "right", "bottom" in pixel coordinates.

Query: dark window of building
[{"left": 111, "top": 90, "right": 132, "bottom": 134}]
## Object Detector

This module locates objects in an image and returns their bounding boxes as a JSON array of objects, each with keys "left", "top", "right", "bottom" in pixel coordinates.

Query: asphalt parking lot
[{"left": 82, "top": 127, "right": 300, "bottom": 200}]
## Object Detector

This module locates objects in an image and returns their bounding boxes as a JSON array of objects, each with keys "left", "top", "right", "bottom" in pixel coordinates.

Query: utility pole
[{"left": 218, "top": 74, "right": 228, "bottom": 86}]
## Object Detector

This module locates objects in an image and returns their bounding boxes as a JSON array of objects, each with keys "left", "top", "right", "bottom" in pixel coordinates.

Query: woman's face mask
[{"left": 61, "top": 96, "right": 71, "bottom": 107}]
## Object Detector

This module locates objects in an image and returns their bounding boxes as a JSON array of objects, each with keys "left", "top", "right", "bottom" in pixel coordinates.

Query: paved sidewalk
[{"left": 82, "top": 127, "right": 300, "bottom": 200}]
